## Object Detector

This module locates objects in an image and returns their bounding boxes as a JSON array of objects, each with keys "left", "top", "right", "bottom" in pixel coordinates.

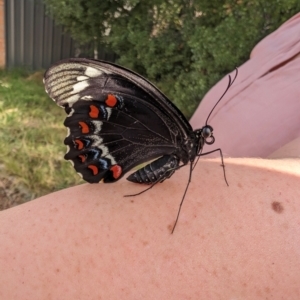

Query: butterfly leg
[
  {"left": 171, "top": 162, "right": 193, "bottom": 234},
  {"left": 124, "top": 181, "right": 159, "bottom": 197},
  {"left": 197, "top": 148, "right": 229, "bottom": 186},
  {"left": 172, "top": 148, "right": 228, "bottom": 234}
]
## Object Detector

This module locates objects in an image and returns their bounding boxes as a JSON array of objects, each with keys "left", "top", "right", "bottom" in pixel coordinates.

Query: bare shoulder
[{"left": 0, "top": 158, "right": 299, "bottom": 299}]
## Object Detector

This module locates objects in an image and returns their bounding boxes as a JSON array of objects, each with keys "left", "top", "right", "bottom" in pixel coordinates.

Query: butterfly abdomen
[{"left": 127, "top": 155, "right": 180, "bottom": 185}]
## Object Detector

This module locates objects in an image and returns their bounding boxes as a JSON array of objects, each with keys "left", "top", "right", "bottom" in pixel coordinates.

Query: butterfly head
[{"left": 201, "top": 125, "right": 215, "bottom": 145}]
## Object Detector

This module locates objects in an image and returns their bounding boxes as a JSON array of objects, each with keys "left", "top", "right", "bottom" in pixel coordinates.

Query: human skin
[{"left": 0, "top": 158, "right": 299, "bottom": 299}]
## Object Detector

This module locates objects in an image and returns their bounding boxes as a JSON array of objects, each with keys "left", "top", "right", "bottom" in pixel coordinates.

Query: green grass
[{"left": 0, "top": 69, "right": 84, "bottom": 199}]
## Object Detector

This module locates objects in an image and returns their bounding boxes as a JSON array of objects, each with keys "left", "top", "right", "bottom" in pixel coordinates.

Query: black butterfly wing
[
  {"left": 44, "top": 58, "right": 193, "bottom": 183},
  {"left": 62, "top": 97, "right": 180, "bottom": 183}
]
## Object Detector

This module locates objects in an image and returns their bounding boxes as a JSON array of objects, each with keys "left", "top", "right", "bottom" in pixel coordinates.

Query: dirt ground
[{"left": 0, "top": 175, "right": 33, "bottom": 210}]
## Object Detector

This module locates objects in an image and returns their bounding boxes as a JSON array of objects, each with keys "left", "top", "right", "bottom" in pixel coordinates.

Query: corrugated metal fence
[{"left": 5, "top": 0, "right": 116, "bottom": 70}]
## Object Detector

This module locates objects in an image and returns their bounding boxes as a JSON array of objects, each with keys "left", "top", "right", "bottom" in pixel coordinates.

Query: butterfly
[{"left": 44, "top": 58, "right": 236, "bottom": 233}]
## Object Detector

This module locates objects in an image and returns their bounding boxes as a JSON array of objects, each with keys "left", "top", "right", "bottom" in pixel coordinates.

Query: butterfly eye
[
  {"left": 201, "top": 125, "right": 215, "bottom": 145},
  {"left": 201, "top": 125, "right": 213, "bottom": 138}
]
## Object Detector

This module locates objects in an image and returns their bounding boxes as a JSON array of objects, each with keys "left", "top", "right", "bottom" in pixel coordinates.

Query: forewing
[{"left": 44, "top": 58, "right": 183, "bottom": 183}]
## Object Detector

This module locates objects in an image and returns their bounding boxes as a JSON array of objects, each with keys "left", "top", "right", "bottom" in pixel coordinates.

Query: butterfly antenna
[{"left": 205, "top": 68, "right": 238, "bottom": 126}]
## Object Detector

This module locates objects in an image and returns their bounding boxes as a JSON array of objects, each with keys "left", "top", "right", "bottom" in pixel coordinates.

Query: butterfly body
[
  {"left": 127, "top": 126, "right": 207, "bottom": 184},
  {"left": 127, "top": 155, "right": 180, "bottom": 184}
]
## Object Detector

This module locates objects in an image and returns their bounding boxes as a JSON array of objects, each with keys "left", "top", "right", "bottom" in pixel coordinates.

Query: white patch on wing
[
  {"left": 68, "top": 108, "right": 75, "bottom": 117},
  {"left": 62, "top": 94, "right": 80, "bottom": 107},
  {"left": 90, "top": 135, "right": 104, "bottom": 148},
  {"left": 66, "top": 127, "right": 71, "bottom": 138},
  {"left": 88, "top": 135, "right": 117, "bottom": 165},
  {"left": 106, "top": 107, "right": 112, "bottom": 120},
  {"left": 105, "top": 153, "right": 117, "bottom": 165},
  {"left": 77, "top": 75, "right": 89, "bottom": 81},
  {"left": 65, "top": 145, "right": 70, "bottom": 154},
  {"left": 85, "top": 67, "right": 103, "bottom": 77},
  {"left": 73, "top": 81, "right": 89, "bottom": 93},
  {"left": 68, "top": 159, "right": 74, "bottom": 167},
  {"left": 81, "top": 95, "right": 93, "bottom": 100},
  {"left": 92, "top": 121, "right": 103, "bottom": 134}
]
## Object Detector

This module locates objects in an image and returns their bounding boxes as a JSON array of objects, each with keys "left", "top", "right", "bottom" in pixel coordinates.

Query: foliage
[
  {"left": 44, "top": 0, "right": 300, "bottom": 117},
  {"left": 0, "top": 69, "right": 83, "bottom": 200}
]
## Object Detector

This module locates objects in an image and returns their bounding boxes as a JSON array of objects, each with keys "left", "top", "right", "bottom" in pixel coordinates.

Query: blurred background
[{"left": 0, "top": 0, "right": 299, "bottom": 209}]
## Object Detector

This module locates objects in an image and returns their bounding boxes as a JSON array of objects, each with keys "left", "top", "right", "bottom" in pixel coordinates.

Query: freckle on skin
[{"left": 271, "top": 201, "right": 284, "bottom": 213}]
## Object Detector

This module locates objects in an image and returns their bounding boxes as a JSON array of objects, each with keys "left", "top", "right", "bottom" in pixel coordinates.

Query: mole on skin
[{"left": 271, "top": 201, "right": 284, "bottom": 214}]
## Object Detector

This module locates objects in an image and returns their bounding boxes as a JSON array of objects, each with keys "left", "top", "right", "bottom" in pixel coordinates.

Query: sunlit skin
[{"left": 0, "top": 157, "right": 299, "bottom": 299}]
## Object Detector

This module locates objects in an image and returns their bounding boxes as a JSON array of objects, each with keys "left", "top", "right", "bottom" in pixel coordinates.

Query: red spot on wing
[
  {"left": 110, "top": 165, "right": 122, "bottom": 179},
  {"left": 88, "top": 165, "right": 99, "bottom": 175},
  {"left": 79, "top": 121, "right": 89, "bottom": 134},
  {"left": 78, "top": 155, "right": 86, "bottom": 162},
  {"left": 105, "top": 94, "right": 117, "bottom": 107},
  {"left": 75, "top": 139, "right": 84, "bottom": 150},
  {"left": 89, "top": 105, "right": 99, "bottom": 118}
]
